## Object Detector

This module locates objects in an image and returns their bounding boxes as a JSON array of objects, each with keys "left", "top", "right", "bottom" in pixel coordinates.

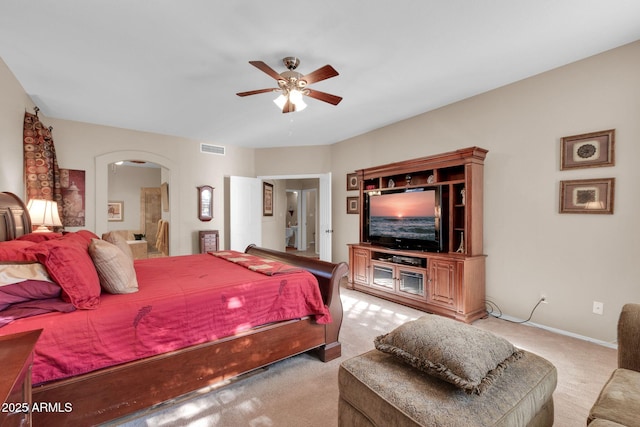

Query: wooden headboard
[{"left": 0, "top": 192, "right": 31, "bottom": 242}]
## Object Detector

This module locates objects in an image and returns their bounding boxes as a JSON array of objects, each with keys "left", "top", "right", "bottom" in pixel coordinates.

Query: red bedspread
[{"left": 0, "top": 253, "right": 330, "bottom": 384}]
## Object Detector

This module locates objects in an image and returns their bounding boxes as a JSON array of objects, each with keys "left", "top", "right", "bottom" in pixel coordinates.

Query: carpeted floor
[{"left": 106, "top": 285, "right": 617, "bottom": 427}]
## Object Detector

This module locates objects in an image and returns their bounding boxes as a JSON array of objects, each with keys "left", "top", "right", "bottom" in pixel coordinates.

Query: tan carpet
[{"left": 107, "top": 286, "right": 617, "bottom": 427}]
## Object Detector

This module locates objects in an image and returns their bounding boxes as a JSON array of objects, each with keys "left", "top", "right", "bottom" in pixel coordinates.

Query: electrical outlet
[
  {"left": 540, "top": 294, "right": 548, "bottom": 304},
  {"left": 593, "top": 301, "right": 604, "bottom": 315}
]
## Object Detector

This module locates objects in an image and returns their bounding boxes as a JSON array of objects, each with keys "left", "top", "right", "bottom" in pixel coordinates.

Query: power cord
[{"left": 485, "top": 297, "right": 546, "bottom": 324}]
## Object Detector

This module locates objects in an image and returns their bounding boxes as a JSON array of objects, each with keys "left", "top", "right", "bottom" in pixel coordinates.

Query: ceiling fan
[{"left": 236, "top": 57, "right": 342, "bottom": 113}]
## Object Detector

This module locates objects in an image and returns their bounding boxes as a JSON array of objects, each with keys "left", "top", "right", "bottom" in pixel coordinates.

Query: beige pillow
[
  {"left": 101, "top": 231, "right": 134, "bottom": 260},
  {"left": 89, "top": 239, "right": 138, "bottom": 294},
  {"left": 374, "top": 315, "right": 523, "bottom": 395}
]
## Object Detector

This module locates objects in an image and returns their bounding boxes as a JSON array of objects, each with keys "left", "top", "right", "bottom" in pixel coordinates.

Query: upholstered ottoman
[{"left": 338, "top": 316, "right": 557, "bottom": 427}]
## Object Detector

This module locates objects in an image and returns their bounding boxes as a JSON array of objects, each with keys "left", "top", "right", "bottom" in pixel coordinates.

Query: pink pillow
[
  {"left": 0, "top": 240, "right": 38, "bottom": 261},
  {"left": 74, "top": 230, "right": 100, "bottom": 243},
  {"left": 16, "top": 232, "right": 63, "bottom": 243},
  {"left": 59, "top": 231, "right": 91, "bottom": 248},
  {"left": 0, "top": 280, "right": 62, "bottom": 311},
  {"left": 24, "top": 236, "right": 101, "bottom": 309}
]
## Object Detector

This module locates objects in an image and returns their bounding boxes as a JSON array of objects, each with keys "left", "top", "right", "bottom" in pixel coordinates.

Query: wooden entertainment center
[{"left": 347, "top": 147, "right": 487, "bottom": 323}]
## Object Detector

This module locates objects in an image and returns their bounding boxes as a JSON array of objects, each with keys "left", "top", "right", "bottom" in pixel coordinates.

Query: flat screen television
[{"left": 365, "top": 187, "right": 442, "bottom": 252}]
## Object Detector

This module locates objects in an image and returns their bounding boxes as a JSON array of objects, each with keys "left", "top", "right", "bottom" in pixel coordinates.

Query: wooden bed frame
[{"left": 0, "top": 192, "right": 349, "bottom": 425}]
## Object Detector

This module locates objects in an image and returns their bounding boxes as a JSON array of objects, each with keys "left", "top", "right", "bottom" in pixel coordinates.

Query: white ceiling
[{"left": 1, "top": 1, "right": 639, "bottom": 149}]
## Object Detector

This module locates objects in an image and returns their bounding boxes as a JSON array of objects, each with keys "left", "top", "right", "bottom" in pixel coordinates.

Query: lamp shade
[
  {"left": 273, "top": 94, "right": 287, "bottom": 109},
  {"left": 273, "top": 90, "right": 307, "bottom": 112},
  {"left": 27, "top": 199, "right": 63, "bottom": 232}
]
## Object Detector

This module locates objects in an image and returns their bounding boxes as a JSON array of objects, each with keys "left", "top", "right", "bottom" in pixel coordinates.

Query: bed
[{"left": 0, "top": 191, "right": 348, "bottom": 425}]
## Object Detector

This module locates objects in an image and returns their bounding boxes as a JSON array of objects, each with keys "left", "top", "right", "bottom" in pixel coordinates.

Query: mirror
[{"left": 197, "top": 185, "right": 213, "bottom": 221}]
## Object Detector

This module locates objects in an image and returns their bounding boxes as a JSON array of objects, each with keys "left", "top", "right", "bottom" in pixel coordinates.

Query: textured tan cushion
[
  {"left": 339, "top": 349, "right": 556, "bottom": 427},
  {"left": 101, "top": 231, "right": 134, "bottom": 260},
  {"left": 374, "top": 315, "right": 523, "bottom": 394},
  {"left": 89, "top": 239, "right": 138, "bottom": 294},
  {"left": 588, "top": 368, "right": 640, "bottom": 426}
]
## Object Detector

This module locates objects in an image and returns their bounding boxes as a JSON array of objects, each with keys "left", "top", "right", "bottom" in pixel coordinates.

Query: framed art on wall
[
  {"left": 263, "top": 182, "right": 274, "bottom": 216},
  {"left": 559, "top": 178, "right": 615, "bottom": 214},
  {"left": 108, "top": 201, "right": 124, "bottom": 221},
  {"left": 560, "top": 129, "right": 615, "bottom": 170},
  {"left": 346, "top": 173, "right": 359, "bottom": 191},
  {"left": 60, "top": 168, "right": 86, "bottom": 227},
  {"left": 347, "top": 196, "right": 359, "bottom": 214}
]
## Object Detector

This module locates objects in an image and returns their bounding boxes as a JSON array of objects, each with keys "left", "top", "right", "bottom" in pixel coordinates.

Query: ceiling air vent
[{"left": 200, "top": 143, "right": 225, "bottom": 156}]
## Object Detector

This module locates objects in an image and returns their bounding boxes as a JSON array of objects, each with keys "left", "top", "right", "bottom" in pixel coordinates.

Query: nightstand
[
  {"left": 199, "top": 230, "right": 219, "bottom": 253},
  {"left": 0, "top": 329, "right": 42, "bottom": 427}
]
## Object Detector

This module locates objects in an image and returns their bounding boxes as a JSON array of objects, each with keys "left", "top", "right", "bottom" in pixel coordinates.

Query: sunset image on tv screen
[{"left": 369, "top": 191, "right": 436, "bottom": 240}]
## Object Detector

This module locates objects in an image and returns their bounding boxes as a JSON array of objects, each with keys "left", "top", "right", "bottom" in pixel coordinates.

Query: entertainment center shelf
[{"left": 348, "top": 147, "right": 488, "bottom": 323}]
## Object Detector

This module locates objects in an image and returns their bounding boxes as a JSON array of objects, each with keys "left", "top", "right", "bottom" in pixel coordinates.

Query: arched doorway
[{"left": 95, "top": 151, "right": 180, "bottom": 255}]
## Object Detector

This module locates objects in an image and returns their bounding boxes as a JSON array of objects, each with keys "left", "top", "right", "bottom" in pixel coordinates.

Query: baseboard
[{"left": 490, "top": 313, "right": 618, "bottom": 349}]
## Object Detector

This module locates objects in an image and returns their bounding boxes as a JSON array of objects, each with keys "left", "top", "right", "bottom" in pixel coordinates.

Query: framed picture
[
  {"left": 346, "top": 173, "right": 359, "bottom": 191},
  {"left": 559, "top": 178, "right": 615, "bottom": 214},
  {"left": 347, "top": 196, "right": 359, "bottom": 214},
  {"left": 263, "top": 182, "right": 274, "bottom": 216},
  {"left": 60, "top": 168, "right": 86, "bottom": 227},
  {"left": 560, "top": 129, "right": 615, "bottom": 170},
  {"left": 108, "top": 201, "right": 124, "bottom": 221}
]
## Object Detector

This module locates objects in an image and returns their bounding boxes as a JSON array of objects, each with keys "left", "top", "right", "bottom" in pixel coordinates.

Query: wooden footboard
[
  {"left": 245, "top": 244, "right": 348, "bottom": 361},
  {"left": 30, "top": 246, "right": 348, "bottom": 426}
]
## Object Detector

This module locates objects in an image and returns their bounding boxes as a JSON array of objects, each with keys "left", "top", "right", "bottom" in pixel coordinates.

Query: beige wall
[
  {"left": 254, "top": 145, "right": 332, "bottom": 176},
  {"left": 0, "top": 58, "right": 36, "bottom": 193},
  {"left": 2, "top": 40, "right": 639, "bottom": 342}
]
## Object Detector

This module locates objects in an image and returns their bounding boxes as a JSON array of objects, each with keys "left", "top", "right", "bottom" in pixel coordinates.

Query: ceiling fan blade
[
  {"left": 305, "top": 89, "right": 343, "bottom": 105},
  {"left": 236, "top": 88, "right": 277, "bottom": 97},
  {"left": 301, "top": 65, "right": 339, "bottom": 85},
  {"left": 249, "top": 61, "right": 283, "bottom": 81}
]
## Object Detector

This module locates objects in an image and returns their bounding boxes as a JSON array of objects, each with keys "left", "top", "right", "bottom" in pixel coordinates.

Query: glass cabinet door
[
  {"left": 398, "top": 268, "right": 425, "bottom": 296},
  {"left": 372, "top": 264, "right": 394, "bottom": 290}
]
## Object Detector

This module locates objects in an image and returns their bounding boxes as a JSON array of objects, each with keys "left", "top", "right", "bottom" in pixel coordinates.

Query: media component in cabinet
[
  {"left": 370, "top": 253, "right": 427, "bottom": 298},
  {"left": 372, "top": 263, "right": 426, "bottom": 297}
]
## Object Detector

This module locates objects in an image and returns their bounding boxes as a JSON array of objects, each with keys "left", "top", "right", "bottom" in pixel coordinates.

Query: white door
[
  {"left": 318, "top": 173, "right": 332, "bottom": 261},
  {"left": 229, "top": 176, "right": 262, "bottom": 252},
  {"left": 301, "top": 188, "right": 317, "bottom": 254}
]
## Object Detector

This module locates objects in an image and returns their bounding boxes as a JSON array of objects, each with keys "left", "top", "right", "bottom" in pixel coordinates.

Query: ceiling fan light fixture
[
  {"left": 289, "top": 90, "right": 307, "bottom": 111},
  {"left": 273, "top": 94, "right": 287, "bottom": 109},
  {"left": 294, "top": 98, "right": 307, "bottom": 112},
  {"left": 273, "top": 90, "right": 307, "bottom": 112}
]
